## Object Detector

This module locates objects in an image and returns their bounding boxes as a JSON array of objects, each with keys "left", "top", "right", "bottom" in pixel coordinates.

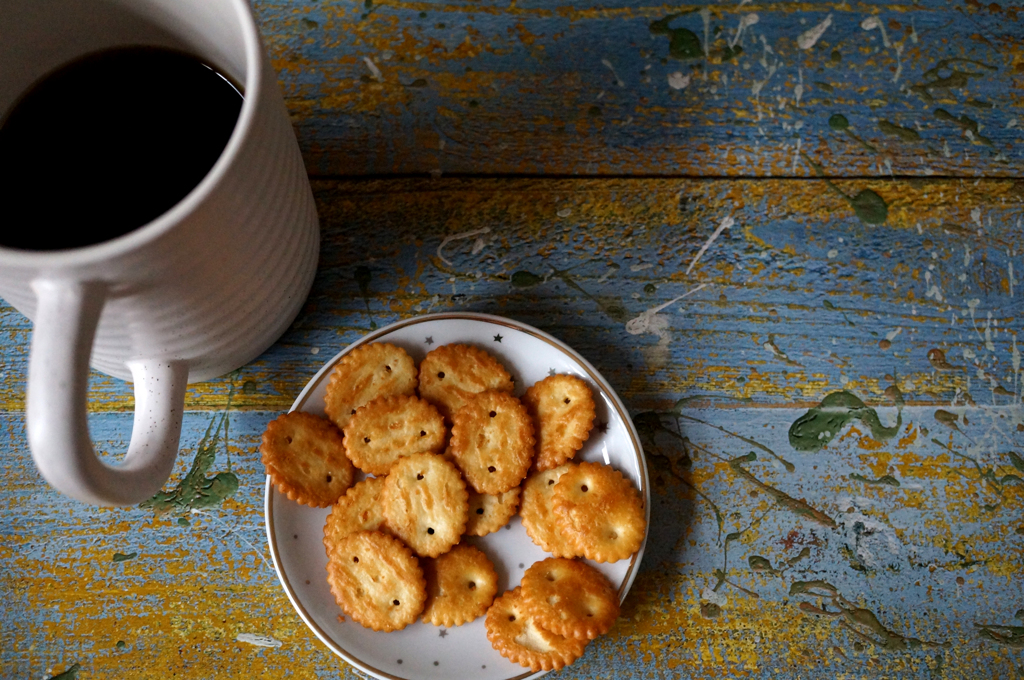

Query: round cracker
[
  {"left": 323, "top": 476, "right": 388, "bottom": 557},
  {"left": 381, "top": 453, "right": 469, "bottom": 558},
  {"left": 261, "top": 411, "right": 355, "bottom": 508},
  {"left": 520, "top": 465, "right": 580, "bottom": 558},
  {"left": 520, "top": 557, "right": 620, "bottom": 640},
  {"left": 552, "top": 462, "right": 645, "bottom": 563},
  {"left": 523, "top": 374, "right": 596, "bottom": 472},
  {"left": 343, "top": 395, "right": 446, "bottom": 475},
  {"left": 418, "top": 344, "right": 513, "bottom": 421},
  {"left": 324, "top": 342, "right": 417, "bottom": 431},
  {"left": 326, "top": 530, "right": 426, "bottom": 632},
  {"left": 421, "top": 543, "right": 499, "bottom": 627},
  {"left": 449, "top": 391, "right": 535, "bottom": 495},
  {"left": 466, "top": 487, "right": 520, "bottom": 537},
  {"left": 485, "top": 587, "right": 588, "bottom": 671}
]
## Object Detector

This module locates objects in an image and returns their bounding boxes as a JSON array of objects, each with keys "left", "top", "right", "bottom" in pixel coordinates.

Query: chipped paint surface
[
  {"left": 254, "top": 0, "right": 1024, "bottom": 177},
  {"left": 2, "top": 177, "right": 1023, "bottom": 677}
]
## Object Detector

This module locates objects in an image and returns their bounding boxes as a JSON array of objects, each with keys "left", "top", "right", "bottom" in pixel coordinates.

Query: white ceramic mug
[{"left": 0, "top": 0, "right": 320, "bottom": 505}]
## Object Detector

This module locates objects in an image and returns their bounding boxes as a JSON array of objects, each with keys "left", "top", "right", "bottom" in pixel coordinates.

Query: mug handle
[{"left": 26, "top": 278, "right": 189, "bottom": 506}]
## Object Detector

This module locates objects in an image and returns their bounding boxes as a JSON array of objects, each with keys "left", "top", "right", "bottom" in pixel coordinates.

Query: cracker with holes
[
  {"left": 520, "top": 557, "right": 620, "bottom": 640},
  {"left": 421, "top": 543, "right": 498, "bottom": 627},
  {"left": 343, "top": 395, "right": 446, "bottom": 475},
  {"left": 523, "top": 374, "right": 596, "bottom": 472},
  {"left": 519, "top": 464, "right": 580, "bottom": 558},
  {"left": 418, "top": 344, "right": 514, "bottom": 421},
  {"left": 323, "top": 476, "right": 388, "bottom": 555},
  {"left": 324, "top": 342, "right": 418, "bottom": 431},
  {"left": 381, "top": 453, "right": 469, "bottom": 557},
  {"left": 326, "top": 530, "right": 426, "bottom": 632},
  {"left": 466, "top": 487, "right": 520, "bottom": 537},
  {"left": 261, "top": 411, "right": 355, "bottom": 507},
  {"left": 449, "top": 391, "right": 535, "bottom": 495},
  {"left": 552, "top": 462, "right": 645, "bottom": 563},
  {"left": 485, "top": 586, "right": 588, "bottom": 671}
]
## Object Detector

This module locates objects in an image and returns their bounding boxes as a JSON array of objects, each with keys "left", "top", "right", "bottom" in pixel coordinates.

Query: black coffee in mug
[{"left": 0, "top": 46, "right": 243, "bottom": 251}]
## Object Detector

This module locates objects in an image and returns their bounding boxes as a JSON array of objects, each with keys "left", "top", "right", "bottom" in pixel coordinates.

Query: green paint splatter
[
  {"left": 408, "top": 78, "right": 428, "bottom": 88},
  {"left": 675, "top": 411, "right": 795, "bottom": 471},
  {"left": 828, "top": 114, "right": 849, "bottom": 131},
  {"left": 878, "top": 120, "right": 920, "bottom": 142},
  {"left": 177, "top": 517, "right": 190, "bottom": 527},
  {"left": 468, "top": 100, "right": 479, "bottom": 108},
  {"left": 140, "top": 391, "right": 239, "bottom": 515},
  {"left": 649, "top": 14, "right": 702, "bottom": 60},
  {"left": 47, "top": 664, "right": 81, "bottom": 680},
  {"left": 700, "top": 602, "right": 721, "bottom": 618},
  {"left": 830, "top": 50, "right": 841, "bottom": 63},
  {"left": 729, "top": 454, "right": 837, "bottom": 528},
  {"left": 510, "top": 270, "right": 543, "bottom": 288},
  {"left": 976, "top": 624, "right": 1024, "bottom": 648},
  {"left": 418, "top": 11, "right": 427, "bottom": 18},
  {"left": 549, "top": 266, "right": 627, "bottom": 322},
  {"left": 112, "top": 552, "right": 137, "bottom": 562},
  {"left": 587, "top": 105, "right": 602, "bottom": 117},
  {"left": 643, "top": 283, "right": 656, "bottom": 295},
  {"left": 300, "top": 17, "right": 319, "bottom": 29},
  {"left": 788, "top": 390, "right": 901, "bottom": 452},
  {"left": 1008, "top": 451, "right": 1024, "bottom": 474},
  {"left": 354, "top": 265, "right": 377, "bottom": 330},
  {"left": 966, "top": 98, "right": 993, "bottom": 109},
  {"left": 851, "top": 190, "right": 888, "bottom": 225},
  {"left": 748, "top": 555, "right": 780, "bottom": 575},
  {"left": 115, "top": 641, "right": 126, "bottom": 650},
  {"left": 910, "top": 58, "right": 998, "bottom": 102},
  {"left": 815, "top": 82, "right": 834, "bottom": 93},
  {"left": 850, "top": 473, "right": 900, "bottom": 487},
  {"left": 822, "top": 300, "right": 855, "bottom": 327},
  {"left": 934, "top": 108, "right": 994, "bottom": 146},
  {"left": 241, "top": 380, "right": 257, "bottom": 395},
  {"left": 934, "top": 409, "right": 961, "bottom": 430}
]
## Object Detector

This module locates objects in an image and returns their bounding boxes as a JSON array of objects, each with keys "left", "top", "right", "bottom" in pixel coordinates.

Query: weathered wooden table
[{"left": 3, "top": 1, "right": 1024, "bottom": 678}]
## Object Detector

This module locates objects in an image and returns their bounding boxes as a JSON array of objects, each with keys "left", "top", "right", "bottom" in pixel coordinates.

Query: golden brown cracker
[
  {"left": 325, "top": 530, "right": 426, "bottom": 632},
  {"left": 519, "top": 465, "right": 580, "bottom": 558},
  {"left": 324, "top": 343, "right": 417, "bottom": 431},
  {"left": 261, "top": 411, "right": 355, "bottom": 508},
  {"left": 466, "top": 487, "right": 520, "bottom": 537},
  {"left": 520, "top": 558, "right": 620, "bottom": 640},
  {"left": 418, "top": 344, "right": 513, "bottom": 421},
  {"left": 343, "top": 395, "right": 446, "bottom": 475},
  {"left": 381, "top": 453, "right": 469, "bottom": 557},
  {"left": 485, "top": 587, "right": 588, "bottom": 671},
  {"left": 523, "top": 374, "right": 596, "bottom": 472},
  {"left": 323, "top": 476, "right": 388, "bottom": 556},
  {"left": 552, "top": 462, "right": 645, "bottom": 563},
  {"left": 421, "top": 543, "right": 498, "bottom": 627},
  {"left": 449, "top": 391, "right": 535, "bottom": 495}
]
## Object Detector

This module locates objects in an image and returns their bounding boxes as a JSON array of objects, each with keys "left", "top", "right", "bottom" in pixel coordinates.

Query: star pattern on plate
[
  {"left": 597, "top": 420, "right": 608, "bottom": 433},
  {"left": 425, "top": 336, "right": 434, "bottom": 345},
  {"left": 493, "top": 334, "right": 503, "bottom": 342},
  {"left": 438, "top": 628, "right": 448, "bottom": 638},
  {"left": 548, "top": 368, "right": 557, "bottom": 377}
]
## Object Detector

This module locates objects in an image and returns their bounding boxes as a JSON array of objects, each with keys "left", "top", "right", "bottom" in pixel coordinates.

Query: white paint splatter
[
  {"left": 601, "top": 58, "right": 625, "bottom": 87},
  {"left": 730, "top": 13, "right": 759, "bottom": 48},
  {"left": 310, "top": 347, "right": 320, "bottom": 355},
  {"left": 668, "top": 72, "right": 691, "bottom": 90},
  {"left": 910, "top": 18, "right": 919, "bottom": 43},
  {"left": 885, "top": 327, "right": 903, "bottom": 342},
  {"left": 827, "top": 248, "right": 838, "bottom": 259},
  {"left": 971, "top": 207, "right": 983, "bottom": 228},
  {"left": 625, "top": 284, "right": 708, "bottom": 336},
  {"left": 701, "top": 586, "right": 728, "bottom": 606},
  {"left": 630, "top": 263, "right": 654, "bottom": 272},
  {"left": 794, "top": 66, "right": 804, "bottom": 106},
  {"left": 362, "top": 56, "right": 383, "bottom": 81},
  {"left": 892, "top": 42, "right": 904, "bottom": 83},
  {"left": 1010, "top": 261, "right": 1017, "bottom": 297},
  {"left": 860, "top": 16, "right": 890, "bottom": 48},
  {"left": 686, "top": 215, "right": 735, "bottom": 275},
  {"left": 1008, "top": 118, "right": 1019, "bottom": 129},
  {"left": 924, "top": 271, "right": 943, "bottom": 302},
  {"left": 985, "top": 312, "right": 996, "bottom": 352},
  {"left": 556, "top": 207, "right": 572, "bottom": 218},
  {"left": 797, "top": 13, "right": 832, "bottom": 49},
  {"left": 700, "top": 7, "right": 712, "bottom": 59},
  {"left": 237, "top": 634, "right": 283, "bottom": 648},
  {"left": 437, "top": 226, "right": 491, "bottom": 266},
  {"left": 792, "top": 137, "right": 802, "bottom": 173}
]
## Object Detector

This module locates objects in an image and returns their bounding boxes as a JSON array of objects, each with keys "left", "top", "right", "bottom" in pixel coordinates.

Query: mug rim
[{"left": 0, "top": 0, "right": 263, "bottom": 268}]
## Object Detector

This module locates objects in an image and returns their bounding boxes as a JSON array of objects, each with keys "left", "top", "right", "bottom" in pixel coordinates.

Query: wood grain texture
[
  {"left": 255, "top": 0, "right": 1024, "bottom": 177},
  {"left": 2, "top": 178, "right": 1022, "bottom": 678}
]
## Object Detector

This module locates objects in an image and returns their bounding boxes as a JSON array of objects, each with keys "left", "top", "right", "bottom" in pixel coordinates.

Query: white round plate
[{"left": 265, "top": 313, "right": 650, "bottom": 680}]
